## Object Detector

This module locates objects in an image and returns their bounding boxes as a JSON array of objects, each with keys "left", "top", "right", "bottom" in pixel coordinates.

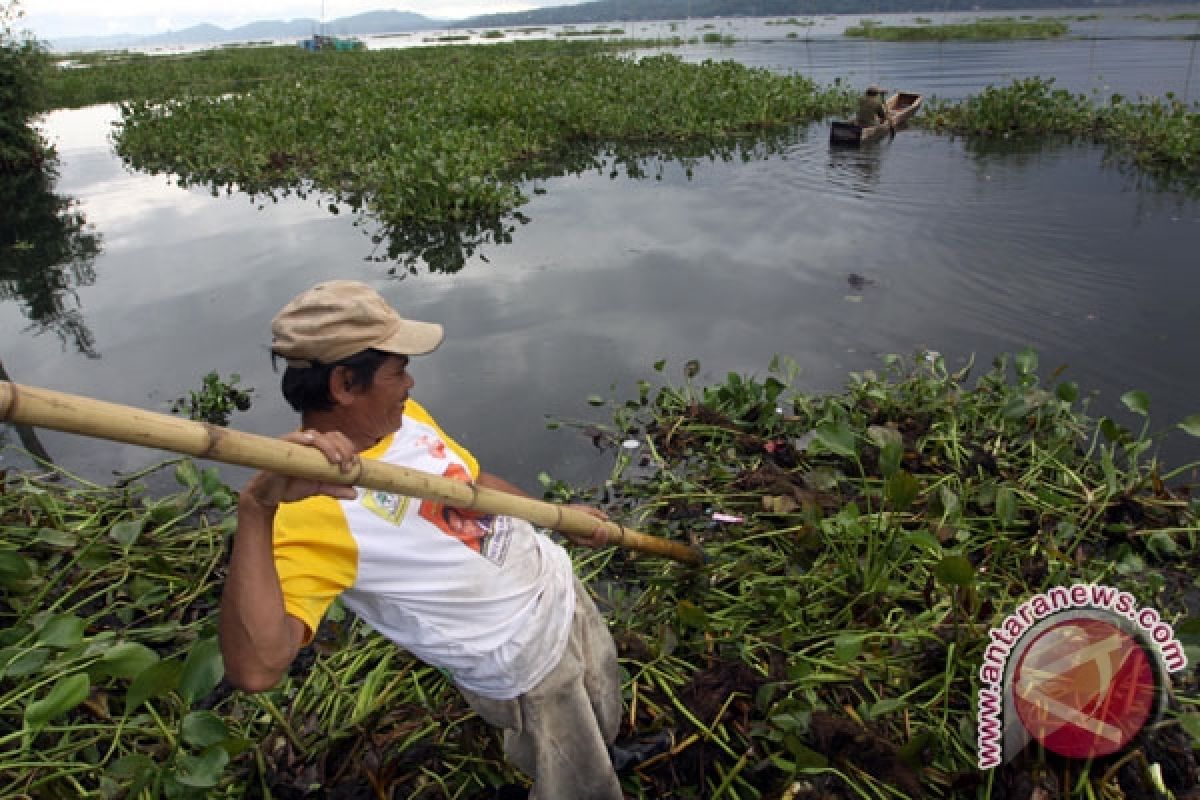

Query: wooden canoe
[{"left": 830, "top": 92, "right": 923, "bottom": 146}]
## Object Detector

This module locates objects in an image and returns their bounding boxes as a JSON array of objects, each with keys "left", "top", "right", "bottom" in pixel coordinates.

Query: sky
[{"left": 19, "top": 1, "right": 584, "bottom": 40}]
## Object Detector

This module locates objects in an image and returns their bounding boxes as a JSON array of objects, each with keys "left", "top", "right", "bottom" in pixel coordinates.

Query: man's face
[{"left": 348, "top": 354, "right": 414, "bottom": 440}]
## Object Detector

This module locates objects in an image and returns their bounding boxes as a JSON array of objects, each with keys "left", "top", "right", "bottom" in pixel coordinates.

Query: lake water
[{"left": 3, "top": 9, "right": 1199, "bottom": 494}]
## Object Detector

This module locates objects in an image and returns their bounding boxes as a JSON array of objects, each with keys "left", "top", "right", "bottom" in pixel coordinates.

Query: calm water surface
[{"left": 3, "top": 15, "right": 1199, "bottom": 492}]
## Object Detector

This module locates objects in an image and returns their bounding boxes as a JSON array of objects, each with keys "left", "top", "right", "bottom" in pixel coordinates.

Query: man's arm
[
  {"left": 219, "top": 430, "right": 358, "bottom": 692},
  {"left": 219, "top": 496, "right": 309, "bottom": 692},
  {"left": 476, "top": 470, "right": 533, "bottom": 498}
]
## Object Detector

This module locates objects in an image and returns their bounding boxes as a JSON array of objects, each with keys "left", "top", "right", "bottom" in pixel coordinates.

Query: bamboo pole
[{"left": 0, "top": 382, "right": 704, "bottom": 565}]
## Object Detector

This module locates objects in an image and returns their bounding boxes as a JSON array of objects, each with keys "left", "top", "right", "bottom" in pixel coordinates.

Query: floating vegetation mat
[
  {"left": 42, "top": 44, "right": 1200, "bottom": 273},
  {"left": 2, "top": 350, "right": 1198, "bottom": 797},
  {"left": 108, "top": 42, "right": 851, "bottom": 245},
  {"left": 845, "top": 18, "right": 1069, "bottom": 41},
  {"left": 919, "top": 77, "right": 1200, "bottom": 193}
]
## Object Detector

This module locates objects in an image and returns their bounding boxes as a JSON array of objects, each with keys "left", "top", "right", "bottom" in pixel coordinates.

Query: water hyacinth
[
  {"left": 109, "top": 42, "right": 853, "bottom": 245},
  {"left": 919, "top": 77, "right": 1200, "bottom": 188},
  {"left": 41, "top": 42, "right": 1200, "bottom": 271},
  {"left": 2, "top": 351, "right": 1197, "bottom": 797},
  {"left": 844, "top": 18, "right": 1070, "bottom": 41}
]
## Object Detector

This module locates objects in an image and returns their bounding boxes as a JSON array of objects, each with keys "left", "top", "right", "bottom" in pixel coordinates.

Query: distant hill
[
  {"left": 460, "top": 0, "right": 1200, "bottom": 27},
  {"left": 47, "top": 0, "right": 1200, "bottom": 51},
  {"left": 458, "top": 0, "right": 1198, "bottom": 27},
  {"left": 49, "top": 10, "right": 443, "bottom": 52}
]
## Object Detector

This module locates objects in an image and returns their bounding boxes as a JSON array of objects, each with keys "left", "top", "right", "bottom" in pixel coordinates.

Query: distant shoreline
[{"left": 40, "top": 0, "right": 1200, "bottom": 52}]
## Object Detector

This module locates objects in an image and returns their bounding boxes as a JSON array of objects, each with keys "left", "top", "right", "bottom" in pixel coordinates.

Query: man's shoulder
[{"left": 276, "top": 493, "right": 350, "bottom": 528}]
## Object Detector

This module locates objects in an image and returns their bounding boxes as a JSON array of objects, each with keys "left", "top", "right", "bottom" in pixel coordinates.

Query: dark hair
[{"left": 277, "top": 348, "right": 392, "bottom": 413}]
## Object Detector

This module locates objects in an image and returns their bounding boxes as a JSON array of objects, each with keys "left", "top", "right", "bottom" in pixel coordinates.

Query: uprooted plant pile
[{"left": 1, "top": 350, "right": 1198, "bottom": 798}]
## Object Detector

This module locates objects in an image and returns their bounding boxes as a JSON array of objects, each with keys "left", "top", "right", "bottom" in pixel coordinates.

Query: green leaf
[
  {"left": 1146, "top": 532, "right": 1178, "bottom": 559},
  {"left": 803, "top": 466, "right": 841, "bottom": 492},
  {"left": 867, "top": 425, "right": 903, "bottom": 477},
  {"left": 34, "top": 527, "right": 79, "bottom": 547},
  {"left": 1099, "top": 417, "right": 1129, "bottom": 443},
  {"left": 1, "top": 647, "right": 48, "bottom": 678},
  {"left": 200, "top": 468, "right": 224, "bottom": 496},
  {"left": 1178, "top": 415, "right": 1200, "bottom": 437},
  {"left": 179, "top": 638, "right": 224, "bottom": 705},
  {"left": 181, "top": 711, "right": 229, "bottom": 748},
  {"left": 1014, "top": 347, "right": 1038, "bottom": 377},
  {"left": 868, "top": 698, "right": 906, "bottom": 718},
  {"left": 1174, "top": 617, "right": 1200, "bottom": 647},
  {"left": 109, "top": 519, "right": 145, "bottom": 547},
  {"left": 175, "top": 460, "right": 200, "bottom": 488},
  {"left": 770, "top": 710, "right": 810, "bottom": 733},
  {"left": 108, "top": 753, "right": 155, "bottom": 780},
  {"left": 905, "top": 529, "right": 941, "bottom": 554},
  {"left": 126, "top": 658, "right": 183, "bottom": 715},
  {"left": 24, "top": 673, "right": 90, "bottom": 729},
  {"left": 326, "top": 596, "right": 346, "bottom": 624},
  {"left": 37, "top": 614, "right": 86, "bottom": 648},
  {"left": 653, "top": 359, "right": 666, "bottom": 372},
  {"left": 173, "top": 744, "right": 230, "bottom": 788},
  {"left": 94, "top": 642, "right": 160, "bottom": 681},
  {"left": 675, "top": 600, "right": 708, "bottom": 631},
  {"left": 1176, "top": 712, "right": 1200, "bottom": 745},
  {"left": 1116, "top": 552, "right": 1145, "bottom": 576},
  {"left": 1121, "top": 390, "right": 1150, "bottom": 417},
  {"left": 878, "top": 439, "right": 903, "bottom": 478},
  {"left": 897, "top": 731, "right": 935, "bottom": 767},
  {"left": 1055, "top": 381, "right": 1078, "bottom": 403},
  {"left": 833, "top": 634, "right": 863, "bottom": 664},
  {"left": 586, "top": 394, "right": 605, "bottom": 407},
  {"left": 221, "top": 737, "right": 255, "bottom": 757},
  {"left": 0, "top": 550, "right": 33, "bottom": 585},
  {"left": 865, "top": 425, "right": 901, "bottom": 449},
  {"left": 782, "top": 735, "right": 828, "bottom": 768},
  {"left": 938, "top": 486, "right": 960, "bottom": 517},
  {"left": 995, "top": 487, "right": 1018, "bottom": 527},
  {"left": 814, "top": 421, "right": 856, "bottom": 458},
  {"left": 935, "top": 554, "right": 976, "bottom": 587},
  {"left": 885, "top": 470, "right": 920, "bottom": 512}
]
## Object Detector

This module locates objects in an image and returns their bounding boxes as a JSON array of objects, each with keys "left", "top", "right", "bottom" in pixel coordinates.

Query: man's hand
[
  {"left": 241, "top": 429, "right": 359, "bottom": 510},
  {"left": 563, "top": 504, "right": 612, "bottom": 549}
]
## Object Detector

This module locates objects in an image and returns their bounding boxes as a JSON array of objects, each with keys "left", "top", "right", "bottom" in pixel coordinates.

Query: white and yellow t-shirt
[{"left": 272, "top": 400, "right": 576, "bottom": 700}]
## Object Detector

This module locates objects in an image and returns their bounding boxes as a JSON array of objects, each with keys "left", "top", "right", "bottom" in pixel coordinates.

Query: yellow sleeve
[
  {"left": 405, "top": 398, "right": 481, "bottom": 479},
  {"left": 273, "top": 495, "right": 358, "bottom": 644}
]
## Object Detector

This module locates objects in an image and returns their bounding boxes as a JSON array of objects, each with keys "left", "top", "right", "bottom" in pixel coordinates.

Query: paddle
[{"left": 0, "top": 381, "right": 705, "bottom": 565}]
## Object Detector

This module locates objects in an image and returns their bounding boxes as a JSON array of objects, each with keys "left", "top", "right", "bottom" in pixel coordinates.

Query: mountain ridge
[
  {"left": 49, "top": 10, "right": 445, "bottom": 52},
  {"left": 48, "top": 0, "right": 1200, "bottom": 52}
]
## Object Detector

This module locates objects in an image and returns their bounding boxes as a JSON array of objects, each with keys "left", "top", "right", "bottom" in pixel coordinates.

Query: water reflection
[
  {"left": 368, "top": 133, "right": 803, "bottom": 274},
  {"left": 0, "top": 162, "right": 102, "bottom": 356},
  {"left": 826, "top": 145, "right": 883, "bottom": 192},
  {"left": 960, "top": 132, "right": 1200, "bottom": 200}
]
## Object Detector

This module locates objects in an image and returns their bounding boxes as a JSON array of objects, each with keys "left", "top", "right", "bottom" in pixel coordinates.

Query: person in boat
[
  {"left": 856, "top": 84, "right": 892, "bottom": 127},
  {"left": 219, "top": 280, "right": 625, "bottom": 799}
]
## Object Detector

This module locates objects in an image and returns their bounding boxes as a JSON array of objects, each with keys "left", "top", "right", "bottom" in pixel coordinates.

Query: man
[
  {"left": 856, "top": 84, "right": 891, "bottom": 128},
  {"left": 219, "top": 280, "right": 624, "bottom": 799}
]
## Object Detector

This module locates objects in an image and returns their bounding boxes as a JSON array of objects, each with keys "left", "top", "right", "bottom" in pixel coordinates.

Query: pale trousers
[{"left": 459, "top": 580, "right": 623, "bottom": 800}]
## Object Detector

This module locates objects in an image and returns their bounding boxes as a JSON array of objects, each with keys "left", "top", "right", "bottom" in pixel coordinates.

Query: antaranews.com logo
[{"left": 977, "top": 582, "right": 1187, "bottom": 768}]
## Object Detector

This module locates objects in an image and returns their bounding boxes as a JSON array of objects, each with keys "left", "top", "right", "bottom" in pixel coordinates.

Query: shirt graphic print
[{"left": 417, "top": 463, "right": 513, "bottom": 566}]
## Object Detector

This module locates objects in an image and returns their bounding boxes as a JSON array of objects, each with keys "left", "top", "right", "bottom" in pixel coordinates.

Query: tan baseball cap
[{"left": 271, "top": 280, "right": 444, "bottom": 368}]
